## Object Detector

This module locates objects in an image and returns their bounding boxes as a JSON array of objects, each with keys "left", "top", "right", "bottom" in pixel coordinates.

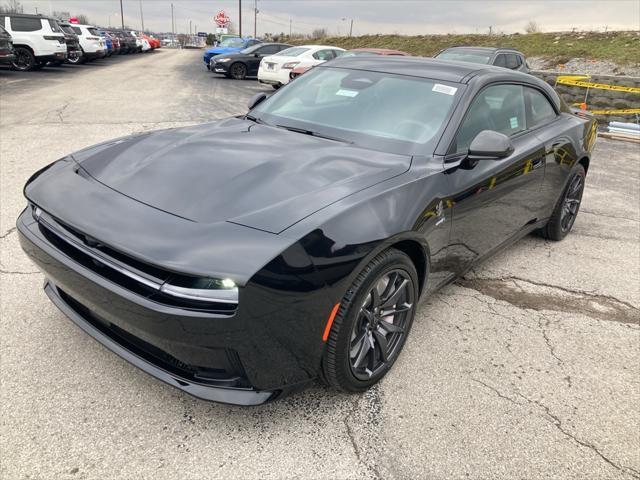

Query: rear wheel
[
  {"left": 272, "top": 84, "right": 280, "bottom": 90},
  {"left": 11, "top": 47, "right": 35, "bottom": 71},
  {"left": 322, "top": 248, "right": 418, "bottom": 392},
  {"left": 229, "top": 62, "right": 247, "bottom": 80},
  {"left": 541, "top": 164, "right": 586, "bottom": 241}
]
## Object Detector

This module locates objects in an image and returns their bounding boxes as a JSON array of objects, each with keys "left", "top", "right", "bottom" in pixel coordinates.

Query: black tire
[
  {"left": 322, "top": 248, "right": 419, "bottom": 392},
  {"left": 11, "top": 47, "right": 35, "bottom": 71},
  {"left": 540, "top": 164, "right": 586, "bottom": 241},
  {"left": 229, "top": 62, "right": 247, "bottom": 80},
  {"left": 272, "top": 84, "right": 280, "bottom": 90}
]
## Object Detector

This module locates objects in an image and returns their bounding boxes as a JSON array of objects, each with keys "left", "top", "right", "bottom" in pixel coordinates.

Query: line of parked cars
[
  {"left": 203, "top": 37, "right": 530, "bottom": 89},
  {"left": 0, "top": 13, "right": 161, "bottom": 71}
]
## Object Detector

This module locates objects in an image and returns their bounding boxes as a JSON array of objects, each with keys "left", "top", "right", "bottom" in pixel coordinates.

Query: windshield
[
  {"left": 219, "top": 37, "right": 244, "bottom": 47},
  {"left": 436, "top": 49, "right": 492, "bottom": 64},
  {"left": 252, "top": 67, "right": 461, "bottom": 155},
  {"left": 240, "top": 44, "right": 262, "bottom": 54},
  {"left": 275, "top": 47, "right": 310, "bottom": 57}
]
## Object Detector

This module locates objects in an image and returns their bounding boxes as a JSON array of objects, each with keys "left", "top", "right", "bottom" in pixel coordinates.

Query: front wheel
[
  {"left": 322, "top": 248, "right": 419, "bottom": 392},
  {"left": 229, "top": 62, "right": 247, "bottom": 80},
  {"left": 540, "top": 164, "right": 586, "bottom": 241}
]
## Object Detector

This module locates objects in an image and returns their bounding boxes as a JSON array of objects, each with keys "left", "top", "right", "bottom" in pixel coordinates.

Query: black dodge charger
[{"left": 18, "top": 56, "right": 597, "bottom": 405}]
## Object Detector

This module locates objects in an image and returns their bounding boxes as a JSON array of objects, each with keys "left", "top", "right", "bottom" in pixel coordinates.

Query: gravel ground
[
  {"left": 1, "top": 49, "right": 639, "bottom": 480},
  {"left": 529, "top": 56, "right": 640, "bottom": 77}
]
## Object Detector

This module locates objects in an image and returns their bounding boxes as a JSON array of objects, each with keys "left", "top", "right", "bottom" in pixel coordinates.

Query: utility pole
[
  {"left": 289, "top": 18, "right": 292, "bottom": 37},
  {"left": 171, "top": 3, "right": 175, "bottom": 38},
  {"left": 139, "top": 0, "right": 145, "bottom": 32},
  {"left": 239, "top": 0, "right": 242, "bottom": 37},
  {"left": 254, "top": 0, "right": 258, "bottom": 38},
  {"left": 120, "top": 0, "right": 125, "bottom": 29},
  {"left": 349, "top": 19, "right": 353, "bottom": 37},
  {"left": 189, "top": 20, "right": 192, "bottom": 36}
]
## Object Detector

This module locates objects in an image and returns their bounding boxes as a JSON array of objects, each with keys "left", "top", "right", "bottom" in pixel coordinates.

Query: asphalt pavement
[{"left": 1, "top": 49, "right": 639, "bottom": 480}]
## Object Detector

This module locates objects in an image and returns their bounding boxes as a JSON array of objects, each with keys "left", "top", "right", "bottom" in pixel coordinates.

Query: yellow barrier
[
  {"left": 556, "top": 75, "right": 640, "bottom": 94},
  {"left": 587, "top": 108, "right": 640, "bottom": 115}
]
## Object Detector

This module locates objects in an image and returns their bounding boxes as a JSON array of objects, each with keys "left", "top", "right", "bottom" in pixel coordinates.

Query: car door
[
  {"left": 526, "top": 86, "right": 582, "bottom": 217},
  {"left": 247, "top": 44, "right": 281, "bottom": 75},
  {"left": 444, "top": 83, "right": 547, "bottom": 272}
]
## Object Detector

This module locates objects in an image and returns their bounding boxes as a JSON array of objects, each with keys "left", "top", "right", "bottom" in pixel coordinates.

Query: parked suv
[
  {"left": 0, "top": 25, "right": 15, "bottom": 65},
  {"left": 67, "top": 23, "right": 105, "bottom": 62},
  {"left": 435, "top": 46, "right": 530, "bottom": 73},
  {"left": 56, "top": 22, "right": 82, "bottom": 65},
  {"left": 1, "top": 13, "right": 66, "bottom": 71}
]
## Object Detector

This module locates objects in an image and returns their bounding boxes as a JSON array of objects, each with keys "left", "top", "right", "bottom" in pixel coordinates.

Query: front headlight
[
  {"left": 160, "top": 277, "right": 238, "bottom": 304},
  {"left": 216, "top": 57, "right": 232, "bottom": 63}
]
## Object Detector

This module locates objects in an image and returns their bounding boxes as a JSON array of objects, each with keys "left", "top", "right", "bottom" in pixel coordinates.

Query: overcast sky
[{"left": 12, "top": 0, "right": 640, "bottom": 35}]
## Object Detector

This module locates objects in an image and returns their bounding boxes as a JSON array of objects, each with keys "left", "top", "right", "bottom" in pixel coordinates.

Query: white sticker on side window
[
  {"left": 432, "top": 84, "right": 457, "bottom": 95},
  {"left": 510, "top": 117, "right": 519, "bottom": 128},
  {"left": 336, "top": 89, "right": 359, "bottom": 97}
]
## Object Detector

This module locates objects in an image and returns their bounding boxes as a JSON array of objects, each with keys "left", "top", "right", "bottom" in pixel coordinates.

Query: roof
[
  {"left": 322, "top": 55, "right": 541, "bottom": 85},
  {"left": 441, "top": 46, "right": 523, "bottom": 53},
  {"left": 3, "top": 12, "right": 56, "bottom": 20}
]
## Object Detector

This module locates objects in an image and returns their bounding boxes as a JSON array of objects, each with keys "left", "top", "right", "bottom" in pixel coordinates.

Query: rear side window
[
  {"left": 48, "top": 19, "right": 62, "bottom": 33},
  {"left": 71, "top": 26, "right": 82, "bottom": 35},
  {"left": 10, "top": 16, "right": 42, "bottom": 32},
  {"left": 313, "top": 49, "right": 336, "bottom": 61},
  {"left": 258, "top": 44, "right": 281, "bottom": 55},
  {"left": 452, "top": 84, "right": 526, "bottom": 153},
  {"left": 527, "top": 88, "right": 557, "bottom": 128},
  {"left": 88, "top": 27, "right": 100, "bottom": 36}
]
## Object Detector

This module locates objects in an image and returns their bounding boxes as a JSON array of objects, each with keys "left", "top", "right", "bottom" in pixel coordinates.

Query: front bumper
[
  {"left": 210, "top": 59, "right": 231, "bottom": 74},
  {"left": 17, "top": 206, "right": 330, "bottom": 404}
]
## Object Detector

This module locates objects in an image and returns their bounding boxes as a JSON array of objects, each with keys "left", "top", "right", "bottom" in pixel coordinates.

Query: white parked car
[
  {"left": 67, "top": 23, "right": 105, "bottom": 62},
  {"left": 1, "top": 13, "right": 67, "bottom": 71},
  {"left": 127, "top": 31, "right": 146, "bottom": 52},
  {"left": 258, "top": 45, "right": 345, "bottom": 89}
]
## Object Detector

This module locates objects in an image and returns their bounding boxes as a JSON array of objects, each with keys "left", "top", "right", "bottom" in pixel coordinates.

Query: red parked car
[{"left": 289, "top": 47, "right": 410, "bottom": 80}]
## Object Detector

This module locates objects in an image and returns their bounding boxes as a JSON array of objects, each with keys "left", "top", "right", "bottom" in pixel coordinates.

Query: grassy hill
[{"left": 286, "top": 31, "right": 639, "bottom": 65}]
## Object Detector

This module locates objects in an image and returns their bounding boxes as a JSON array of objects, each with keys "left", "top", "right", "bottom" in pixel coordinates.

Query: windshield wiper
[
  {"left": 275, "top": 124, "right": 352, "bottom": 144},
  {"left": 245, "top": 114, "right": 264, "bottom": 124}
]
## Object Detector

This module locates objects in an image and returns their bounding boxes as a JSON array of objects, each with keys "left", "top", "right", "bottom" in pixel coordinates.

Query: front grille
[
  {"left": 36, "top": 211, "right": 236, "bottom": 315},
  {"left": 57, "top": 288, "right": 248, "bottom": 387}
]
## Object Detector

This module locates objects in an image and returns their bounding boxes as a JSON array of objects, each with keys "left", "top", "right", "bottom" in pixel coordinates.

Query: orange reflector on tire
[{"left": 322, "top": 303, "right": 341, "bottom": 342}]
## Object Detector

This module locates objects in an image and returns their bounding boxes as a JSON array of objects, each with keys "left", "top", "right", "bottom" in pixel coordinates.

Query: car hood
[{"left": 71, "top": 118, "right": 411, "bottom": 234}]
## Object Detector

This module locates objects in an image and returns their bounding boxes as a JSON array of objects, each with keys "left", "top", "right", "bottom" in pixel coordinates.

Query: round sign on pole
[{"left": 214, "top": 11, "right": 230, "bottom": 27}]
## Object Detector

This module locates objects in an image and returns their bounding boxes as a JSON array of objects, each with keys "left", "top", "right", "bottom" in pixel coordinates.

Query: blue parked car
[
  {"left": 97, "top": 31, "right": 114, "bottom": 56},
  {"left": 203, "top": 37, "right": 261, "bottom": 69}
]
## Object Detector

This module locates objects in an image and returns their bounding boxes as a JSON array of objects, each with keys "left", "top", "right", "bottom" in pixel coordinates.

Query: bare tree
[
  {"left": 311, "top": 28, "right": 328, "bottom": 39},
  {"left": 0, "top": 0, "right": 24, "bottom": 13},
  {"left": 525, "top": 20, "right": 540, "bottom": 33},
  {"left": 75, "top": 14, "right": 91, "bottom": 25},
  {"left": 226, "top": 21, "right": 237, "bottom": 34}
]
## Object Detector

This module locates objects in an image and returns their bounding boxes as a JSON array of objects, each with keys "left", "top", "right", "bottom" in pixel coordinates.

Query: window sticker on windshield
[
  {"left": 336, "top": 89, "right": 359, "bottom": 97},
  {"left": 510, "top": 117, "right": 519, "bottom": 129},
  {"left": 432, "top": 84, "right": 457, "bottom": 95}
]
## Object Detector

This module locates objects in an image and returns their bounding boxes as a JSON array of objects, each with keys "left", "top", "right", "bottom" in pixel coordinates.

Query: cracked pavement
[{"left": 1, "top": 50, "right": 639, "bottom": 480}]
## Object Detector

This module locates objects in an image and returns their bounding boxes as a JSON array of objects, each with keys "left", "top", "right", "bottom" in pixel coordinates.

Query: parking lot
[{"left": 1, "top": 49, "right": 639, "bottom": 479}]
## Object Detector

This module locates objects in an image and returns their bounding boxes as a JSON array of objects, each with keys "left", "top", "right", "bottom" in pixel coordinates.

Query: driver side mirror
[
  {"left": 247, "top": 92, "right": 267, "bottom": 110},
  {"left": 468, "top": 130, "right": 514, "bottom": 160}
]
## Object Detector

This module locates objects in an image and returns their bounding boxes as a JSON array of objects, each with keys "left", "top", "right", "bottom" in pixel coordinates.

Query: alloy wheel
[
  {"left": 349, "top": 269, "right": 415, "bottom": 380},
  {"left": 560, "top": 174, "right": 583, "bottom": 232},
  {"left": 12, "top": 48, "right": 33, "bottom": 71}
]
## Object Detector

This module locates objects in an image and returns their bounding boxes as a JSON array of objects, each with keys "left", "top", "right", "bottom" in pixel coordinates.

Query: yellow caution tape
[
  {"left": 587, "top": 108, "right": 640, "bottom": 115},
  {"left": 556, "top": 75, "right": 640, "bottom": 94}
]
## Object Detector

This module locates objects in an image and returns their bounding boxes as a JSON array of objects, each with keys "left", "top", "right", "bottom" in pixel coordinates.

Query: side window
[
  {"left": 526, "top": 88, "right": 557, "bottom": 128},
  {"left": 451, "top": 84, "right": 526, "bottom": 154},
  {"left": 493, "top": 54, "right": 507, "bottom": 67},
  {"left": 247, "top": 39, "right": 260, "bottom": 46},
  {"left": 10, "top": 16, "right": 43, "bottom": 32},
  {"left": 313, "top": 49, "right": 335, "bottom": 61},
  {"left": 71, "top": 26, "right": 82, "bottom": 35},
  {"left": 276, "top": 45, "right": 290, "bottom": 53},
  {"left": 505, "top": 54, "right": 520, "bottom": 69},
  {"left": 331, "top": 49, "right": 343, "bottom": 58},
  {"left": 259, "top": 45, "right": 280, "bottom": 55}
]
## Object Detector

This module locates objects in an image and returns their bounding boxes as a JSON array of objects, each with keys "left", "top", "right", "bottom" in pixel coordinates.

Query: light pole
[
  {"left": 254, "top": 0, "right": 258, "bottom": 38},
  {"left": 239, "top": 0, "right": 242, "bottom": 37},
  {"left": 120, "top": 0, "right": 124, "bottom": 29},
  {"left": 139, "top": 0, "right": 145, "bottom": 32}
]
